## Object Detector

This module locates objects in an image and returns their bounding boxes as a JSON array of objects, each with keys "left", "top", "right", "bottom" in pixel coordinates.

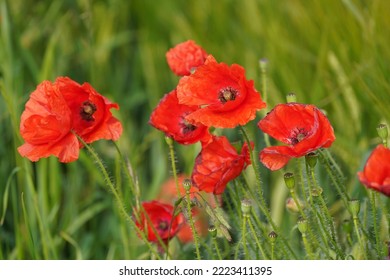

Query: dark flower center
[
  {"left": 218, "top": 87, "right": 238, "bottom": 104},
  {"left": 158, "top": 221, "right": 168, "bottom": 231},
  {"left": 180, "top": 114, "right": 197, "bottom": 134},
  {"left": 80, "top": 101, "right": 97, "bottom": 121},
  {"left": 289, "top": 128, "right": 308, "bottom": 145}
]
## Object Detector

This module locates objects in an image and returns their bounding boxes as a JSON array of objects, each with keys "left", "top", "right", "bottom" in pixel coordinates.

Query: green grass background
[{"left": 0, "top": 0, "right": 389, "bottom": 259}]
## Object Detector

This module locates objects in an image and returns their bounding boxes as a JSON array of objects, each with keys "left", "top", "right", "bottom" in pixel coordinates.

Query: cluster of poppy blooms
[{"left": 16, "top": 40, "right": 390, "bottom": 246}]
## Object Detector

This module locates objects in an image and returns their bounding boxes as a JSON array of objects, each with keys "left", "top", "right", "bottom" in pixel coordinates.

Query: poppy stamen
[
  {"left": 219, "top": 87, "right": 238, "bottom": 104},
  {"left": 80, "top": 101, "right": 97, "bottom": 121},
  {"left": 158, "top": 221, "right": 168, "bottom": 231},
  {"left": 180, "top": 114, "right": 197, "bottom": 134},
  {"left": 290, "top": 128, "right": 308, "bottom": 145}
]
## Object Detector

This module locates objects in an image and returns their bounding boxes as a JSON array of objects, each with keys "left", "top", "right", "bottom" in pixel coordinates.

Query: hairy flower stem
[
  {"left": 185, "top": 191, "right": 201, "bottom": 260},
  {"left": 370, "top": 191, "right": 382, "bottom": 258},
  {"left": 353, "top": 216, "right": 366, "bottom": 259},
  {"left": 259, "top": 59, "right": 271, "bottom": 147},
  {"left": 75, "top": 133, "right": 163, "bottom": 259},
  {"left": 212, "top": 237, "right": 222, "bottom": 260},
  {"left": 240, "top": 126, "right": 297, "bottom": 259},
  {"left": 112, "top": 141, "right": 140, "bottom": 209},
  {"left": 242, "top": 217, "right": 249, "bottom": 259},
  {"left": 297, "top": 158, "right": 308, "bottom": 203},
  {"left": 305, "top": 163, "right": 332, "bottom": 256},
  {"left": 309, "top": 167, "right": 344, "bottom": 258},
  {"left": 318, "top": 149, "right": 351, "bottom": 214},
  {"left": 166, "top": 137, "right": 181, "bottom": 199},
  {"left": 247, "top": 217, "right": 268, "bottom": 259},
  {"left": 302, "top": 232, "right": 314, "bottom": 260}
]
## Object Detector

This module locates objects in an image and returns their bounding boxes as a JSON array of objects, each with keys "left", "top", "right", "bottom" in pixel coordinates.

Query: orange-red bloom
[
  {"left": 166, "top": 40, "right": 208, "bottom": 76},
  {"left": 357, "top": 145, "right": 390, "bottom": 196},
  {"left": 18, "top": 77, "right": 122, "bottom": 163},
  {"left": 191, "top": 136, "right": 252, "bottom": 194},
  {"left": 176, "top": 55, "right": 266, "bottom": 128},
  {"left": 135, "top": 200, "right": 183, "bottom": 243},
  {"left": 258, "top": 103, "right": 335, "bottom": 171},
  {"left": 149, "top": 89, "right": 211, "bottom": 145}
]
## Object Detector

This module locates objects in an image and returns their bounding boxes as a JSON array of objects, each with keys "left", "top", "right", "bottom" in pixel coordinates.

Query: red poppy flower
[
  {"left": 166, "top": 40, "right": 208, "bottom": 76},
  {"left": 149, "top": 89, "right": 211, "bottom": 145},
  {"left": 135, "top": 200, "right": 183, "bottom": 243},
  {"left": 176, "top": 55, "right": 266, "bottom": 128},
  {"left": 18, "top": 77, "right": 122, "bottom": 163},
  {"left": 258, "top": 103, "right": 335, "bottom": 171},
  {"left": 191, "top": 136, "right": 252, "bottom": 194},
  {"left": 357, "top": 145, "right": 390, "bottom": 196}
]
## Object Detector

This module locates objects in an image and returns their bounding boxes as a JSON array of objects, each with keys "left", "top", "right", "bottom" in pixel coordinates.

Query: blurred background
[{"left": 0, "top": 0, "right": 389, "bottom": 259}]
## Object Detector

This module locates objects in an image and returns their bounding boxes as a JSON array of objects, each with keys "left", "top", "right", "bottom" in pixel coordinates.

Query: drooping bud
[
  {"left": 286, "top": 92, "right": 297, "bottom": 103},
  {"left": 284, "top": 172, "right": 295, "bottom": 190},
  {"left": 349, "top": 199, "right": 360, "bottom": 218},
  {"left": 286, "top": 197, "right": 304, "bottom": 213},
  {"left": 241, "top": 199, "right": 252, "bottom": 217},
  {"left": 305, "top": 152, "right": 318, "bottom": 168},
  {"left": 297, "top": 217, "right": 308, "bottom": 234}
]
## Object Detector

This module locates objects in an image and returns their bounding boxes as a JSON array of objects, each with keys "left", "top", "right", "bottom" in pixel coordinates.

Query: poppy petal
[{"left": 260, "top": 146, "right": 293, "bottom": 171}]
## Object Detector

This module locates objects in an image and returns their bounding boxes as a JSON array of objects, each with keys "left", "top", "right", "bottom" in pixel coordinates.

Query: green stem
[
  {"left": 353, "top": 216, "right": 366, "bottom": 259},
  {"left": 212, "top": 237, "right": 222, "bottom": 260},
  {"left": 290, "top": 189, "right": 306, "bottom": 219},
  {"left": 302, "top": 233, "right": 314, "bottom": 260},
  {"left": 185, "top": 191, "right": 201, "bottom": 260},
  {"left": 318, "top": 149, "right": 350, "bottom": 213},
  {"left": 310, "top": 167, "right": 344, "bottom": 258},
  {"left": 242, "top": 216, "right": 249, "bottom": 259},
  {"left": 297, "top": 158, "right": 308, "bottom": 204},
  {"left": 306, "top": 166, "right": 332, "bottom": 257},
  {"left": 370, "top": 191, "right": 382, "bottom": 258},
  {"left": 166, "top": 138, "right": 181, "bottom": 199},
  {"left": 247, "top": 217, "right": 268, "bottom": 259},
  {"left": 259, "top": 59, "right": 271, "bottom": 147}
]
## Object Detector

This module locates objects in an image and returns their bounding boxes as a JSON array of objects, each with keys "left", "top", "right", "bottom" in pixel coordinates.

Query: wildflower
[
  {"left": 135, "top": 200, "right": 183, "bottom": 243},
  {"left": 166, "top": 40, "right": 208, "bottom": 76},
  {"left": 191, "top": 136, "right": 252, "bottom": 194},
  {"left": 258, "top": 103, "right": 335, "bottom": 171},
  {"left": 357, "top": 145, "right": 390, "bottom": 196},
  {"left": 149, "top": 89, "right": 211, "bottom": 145},
  {"left": 176, "top": 55, "right": 266, "bottom": 128},
  {"left": 18, "top": 77, "right": 122, "bottom": 162}
]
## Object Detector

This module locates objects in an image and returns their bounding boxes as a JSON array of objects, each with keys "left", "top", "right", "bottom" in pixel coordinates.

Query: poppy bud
[
  {"left": 286, "top": 92, "right": 297, "bottom": 103},
  {"left": 208, "top": 225, "right": 217, "bottom": 238},
  {"left": 349, "top": 199, "right": 360, "bottom": 218},
  {"left": 311, "top": 187, "right": 323, "bottom": 197},
  {"left": 268, "top": 231, "right": 278, "bottom": 240},
  {"left": 259, "top": 58, "right": 268, "bottom": 73},
  {"left": 297, "top": 217, "right": 308, "bottom": 234},
  {"left": 286, "top": 197, "right": 304, "bottom": 213},
  {"left": 241, "top": 199, "right": 252, "bottom": 217},
  {"left": 342, "top": 219, "right": 352, "bottom": 234},
  {"left": 284, "top": 172, "right": 295, "bottom": 190},
  {"left": 377, "top": 123, "right": 388, "bottom": 145},
  {"left": 305, "top": 152, "right": 318, "bottom": 168}
]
